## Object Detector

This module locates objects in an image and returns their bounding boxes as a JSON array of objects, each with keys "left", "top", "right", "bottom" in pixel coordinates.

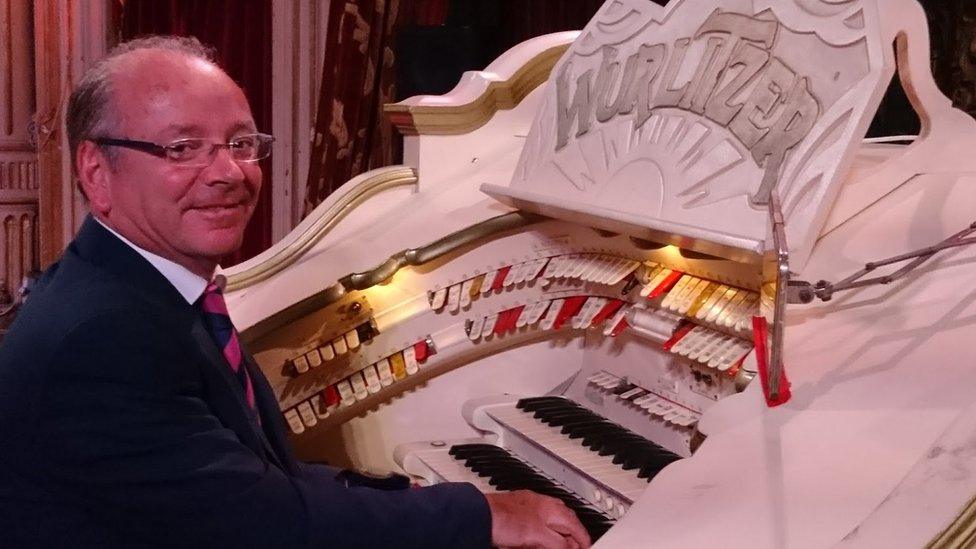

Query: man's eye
[
  {"left": 166, "top": 140, "right": 204, "bottom": 158},
  {"left": 230, "top": 136, "right": 257, "bottom": 149}
]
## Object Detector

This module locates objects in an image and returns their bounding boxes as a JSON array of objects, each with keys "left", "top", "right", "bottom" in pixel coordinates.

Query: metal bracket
[
  {"left": 787, "top": 221, "right": 976, "bottom": 304},
  {"left": 767, "top": 193, "right": 789, "bottom": 402}
]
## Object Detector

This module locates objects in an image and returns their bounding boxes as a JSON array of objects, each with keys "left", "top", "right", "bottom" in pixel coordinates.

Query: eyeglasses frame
[{"left": 92, "top": 133, "right": 275, "bottom": 165}]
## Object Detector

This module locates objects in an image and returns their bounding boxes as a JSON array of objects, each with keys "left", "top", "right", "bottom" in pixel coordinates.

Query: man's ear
[{"left": 76, "top": 141, "right": 113, "bottom": 215}]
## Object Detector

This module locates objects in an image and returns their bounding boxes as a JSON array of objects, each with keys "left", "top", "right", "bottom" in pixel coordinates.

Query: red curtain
[
  {"left": 303, "top": 0, "right": 404, "bottom": 217},
  {"left": 114, "top": 0, "right": 273, "bottom": 266}
]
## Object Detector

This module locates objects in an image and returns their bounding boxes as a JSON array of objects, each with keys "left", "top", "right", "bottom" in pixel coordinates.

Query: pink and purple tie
[{"left": 199, "top": 280, "right": 257, "bottom": 413}]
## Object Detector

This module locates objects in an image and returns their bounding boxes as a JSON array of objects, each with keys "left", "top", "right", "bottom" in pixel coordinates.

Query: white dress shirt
[{"left": 94, "top": 217, "right": 209, "bottom": 305}]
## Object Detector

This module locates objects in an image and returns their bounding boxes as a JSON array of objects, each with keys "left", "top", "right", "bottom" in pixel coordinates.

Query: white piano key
[
  {"left": 362, "top": 364, "right": 382, "bottom": 394},
  {"left": 306, "top": 349, "right": 322, "bottom": 368},
  {"left": 539, "top": 298, "right": 564, "bottom": 330},
  {"left": 345, "top": 329, "right": 360, "bottom": 350},
  {"left": 376, "top": 358, "right": 394, "bottom": 386},
  {"left": 468, "top": 315, "right": 486, "bottom": 340},
  {"left": 579, "top": 255, "right": 605, "bottom": 281},
  {"left": 332, "top": 336, "right": 348, "bottom": 355},
  {"left": 482, "top": 270, "right": 498, "bottom": 294},
  {"left": 293, "top": 355, "right": 310, "bottom": 374},
  {"left": 337, "top": 380, "right": 357, "bottom": 407},
  {"left": 695, "top": 284, "right": 728, "bottom": 320},
  {"left": 669, "top": 276, "right": 701, "bottom": 312},
  {"left": 458, "top": 278, "right": 475, "bottom": 309},
  {"left": 525, "top": 300, "right": 551, "bottom": 326},
  {"left": 429, "top": 287, "right": 448, "bottom": 311},
  {"left": 609, "top": 259, "right": 640, "bottom": 285},
  {"left": 403, "top": 345, "right": 420, "bottom": 375},
  {"left": 638, "top": 394, "right": 661, "bottom": 411},
  {"left": 618, "top": 387, "right": 646, "bottom": 400},
  {"left": 602, "top": 307, "right": 629, "bottom": 336},
  {"left": 678, "top": 280, "right": 710, "bottom": 315},
  {"left": 509, "top": 261, "right": 529, "bottom": 285},
  {"left": 719, "top": 291, "right": 748, "bottom": 327},
  {"left": 734, "top": 294, "right": 759, "bottom": 331},
  {"left": 297, "top": 401, "right": 318, "bottom": 427},
  {"left": 540, "top": 256, "right": 562, "bottom": 279},
  {"left": 525, "top": 257, "right": 550, "bottom": 281},
  {"left": 587, "top": 371, "right": 613, "bottom": 384},
  {"left": 716, "top": 341, "right": 753, "bottom": 371},
  {"left": 284, "top": 409, "right": 305, "bottom": 434},
  {"left": 686, "top": 331, "right": 725, "bottom": 360},
  {"left": 642, "top": 267, "right": 671, "bottom": 297},
  {"left": 570, "top": 254, "right": 592, "bottom": 279},
  {"left": 705, "top": 288, "right": 738, "bottom": 324},
  {"left": 481, "top": 313, "right": 498, "bottom": 338},
  {"left": 669, "top": 326, "right": 705, "bottom": 355},
  {"left": 350, "top": 372, "right": 369, "bottom": 400},
  {"left": 697, "top": 334, "right": 734, "bottom": 364},
  {"left": 660, "top": 275, "right": 692, "bottom": 310},
  {"left": 445, "top": 284, "right": 462, "bottom": 313},
  {"left": 319, "top": 344, "right": 336, "bottom": 362},
  {"left": 572, "top": 297, "right": 604, "bottom": 329},
  {"left": 582, "top": 297, "right": 608, "bottom": 329},
  {"left": 554, "top": 255, "right": 578, "bottom": 278},
  {"left": 501, "top": 263, "right": 520, "bottom": 287}
]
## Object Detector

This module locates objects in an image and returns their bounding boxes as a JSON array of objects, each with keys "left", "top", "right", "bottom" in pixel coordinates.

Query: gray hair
[{"left": 66, "top": 35, "right": 218, "bottom": 170}]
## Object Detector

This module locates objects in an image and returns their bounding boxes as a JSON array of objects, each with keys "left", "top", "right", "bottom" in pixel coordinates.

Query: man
[{"left": 0, "top": 36, "right": 590, "bottom": 549}]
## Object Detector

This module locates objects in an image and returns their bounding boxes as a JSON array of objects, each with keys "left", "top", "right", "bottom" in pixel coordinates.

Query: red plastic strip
[
  {"left": 609, "top": 317, "right": 630, "bottom": 337},
  {"left": 552, "top": 296, "right": 588, "bottom": 330},
  {"left": 322, "top": 385, "right": 341, "bottom": 407},
  {"left": 413, "top": 340, "right": 430, "bottom": 363},
  {"left": 489, "top": 266, "right": 512, "bottom": 291},
  {"left": 503, "top": 305, "right": 525, "bottom": 332},
  {"left": 662, "top": 322, "right": 695, "bottom": 352},
  {"left": 647, "top": 271, "right": 683, "bottom": 300},
  {"left": 590, "top": 299, "right": 625, "bottom": 326},
  {"left": 752, "top": 316, "right": 791, "bottom": 407}
]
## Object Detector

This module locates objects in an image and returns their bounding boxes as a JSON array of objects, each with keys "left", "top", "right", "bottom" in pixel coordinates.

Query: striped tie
[{"left": 198, "top": 279, "right": 257, "bottom": 413}]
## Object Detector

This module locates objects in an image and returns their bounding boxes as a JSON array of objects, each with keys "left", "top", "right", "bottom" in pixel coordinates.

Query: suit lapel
[
  {"left": 75, "top": 216, "right": 290, "bottom": 469},
  {"left": 244, "top": 353, "right": 300, "bottom": 474}
]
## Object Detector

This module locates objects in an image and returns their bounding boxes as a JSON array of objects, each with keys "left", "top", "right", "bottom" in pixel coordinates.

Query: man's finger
[
  {"left": 535, "top": 528, "right": 574, "bottom": 549},
  {"left": 546, "top": 508, "right": 592, "bottom": 549}
]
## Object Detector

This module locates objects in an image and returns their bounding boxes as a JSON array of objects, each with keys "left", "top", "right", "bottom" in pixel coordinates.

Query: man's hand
[{"left": 485, "top": 490, "right": 592, "bottom": 549}]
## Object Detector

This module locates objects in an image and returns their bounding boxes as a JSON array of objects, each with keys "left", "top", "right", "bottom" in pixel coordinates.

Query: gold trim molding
[
  {"left": 225, "top": 166, "right": 418, "bottom": 292},
  {"left": 929, "top": 494, "right": 976, "bottom": 548},
  {"left": 384, "top": 44, "right": 569, "bottom": 136}
]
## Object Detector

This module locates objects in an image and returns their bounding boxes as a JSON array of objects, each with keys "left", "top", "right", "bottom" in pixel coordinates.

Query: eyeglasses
[{"left": 93, "top": 133, "right": 275, "bottom": 167}]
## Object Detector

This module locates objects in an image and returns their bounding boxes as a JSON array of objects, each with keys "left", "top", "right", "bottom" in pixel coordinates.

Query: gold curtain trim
[
  {"left": 928, "top": 493, "right": 976, "bottom": 548},
  {"left": 384, "top": 44, "right": 569, "bottom": 135},
  {"left": 225, "top": 166, "right": 419, "bottom": 292}
]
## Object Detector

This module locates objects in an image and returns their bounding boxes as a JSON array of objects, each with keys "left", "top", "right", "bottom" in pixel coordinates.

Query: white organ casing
[{"left": 222, "top": 1, "right": 976, "bottom": 547}]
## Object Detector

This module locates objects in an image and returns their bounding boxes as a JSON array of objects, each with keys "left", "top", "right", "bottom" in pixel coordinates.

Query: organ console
[{"left": 223, "top": 0, "right": 976, "bottom": 546}]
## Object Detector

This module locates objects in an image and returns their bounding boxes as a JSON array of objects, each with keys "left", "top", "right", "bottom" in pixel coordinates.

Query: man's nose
[{"left": 201, "top": 145, "right": 246, "bottom": 184}]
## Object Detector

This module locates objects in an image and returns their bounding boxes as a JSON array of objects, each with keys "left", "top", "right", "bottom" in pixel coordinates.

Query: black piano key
[
  {"left": 450, "top": 442, "right": 615, "bottom": 541},
  {"left": 516, "top": 396, "right": 574, "bottom": 412}
]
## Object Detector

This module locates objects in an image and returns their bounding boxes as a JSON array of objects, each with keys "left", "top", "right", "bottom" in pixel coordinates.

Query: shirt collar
[{"left": 94, "top": 217, "right": 210, "bottom": 304}]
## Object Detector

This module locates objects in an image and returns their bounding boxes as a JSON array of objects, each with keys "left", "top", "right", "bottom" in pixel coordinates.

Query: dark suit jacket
[{"left": 0, "top": 216, "right": 490, "bottom": 548}]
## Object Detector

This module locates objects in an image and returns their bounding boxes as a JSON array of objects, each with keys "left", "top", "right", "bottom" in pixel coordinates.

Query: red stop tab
[
  {"left": 648, "top": 271, "right": 683, "bottom": 300},
  {"left": 609, "top": 317, "right": 629, "bottom": 337},
  {"left": 552, "top": 296, "right": 588, "bottom": 330},
  {"left": 591, "top": 299, "right": 624, "bottom": 326},
  {"left": 489, "top": 266, "right": 512, "bottom": 291},
  {"left": 662, "top": 323, "right": 695, "bottom": 352},
  {"left": 492, "top": 309, "right": 514, "bottom": 335},
  {"left": 413, "top": 340, "right": 430, "bottom": 363},
  {"left": 322, "top": 385, "right": 341, "bottom": 407}
]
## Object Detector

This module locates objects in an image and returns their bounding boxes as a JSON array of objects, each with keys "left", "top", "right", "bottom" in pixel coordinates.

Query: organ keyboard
[{"left": 224, "top": 1, "right": 976, "bottom": 546}]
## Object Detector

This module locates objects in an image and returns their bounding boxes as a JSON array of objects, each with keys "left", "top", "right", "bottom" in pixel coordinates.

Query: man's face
[{"left": 85, "top": 51, "right": 262, "bottom": 276}]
